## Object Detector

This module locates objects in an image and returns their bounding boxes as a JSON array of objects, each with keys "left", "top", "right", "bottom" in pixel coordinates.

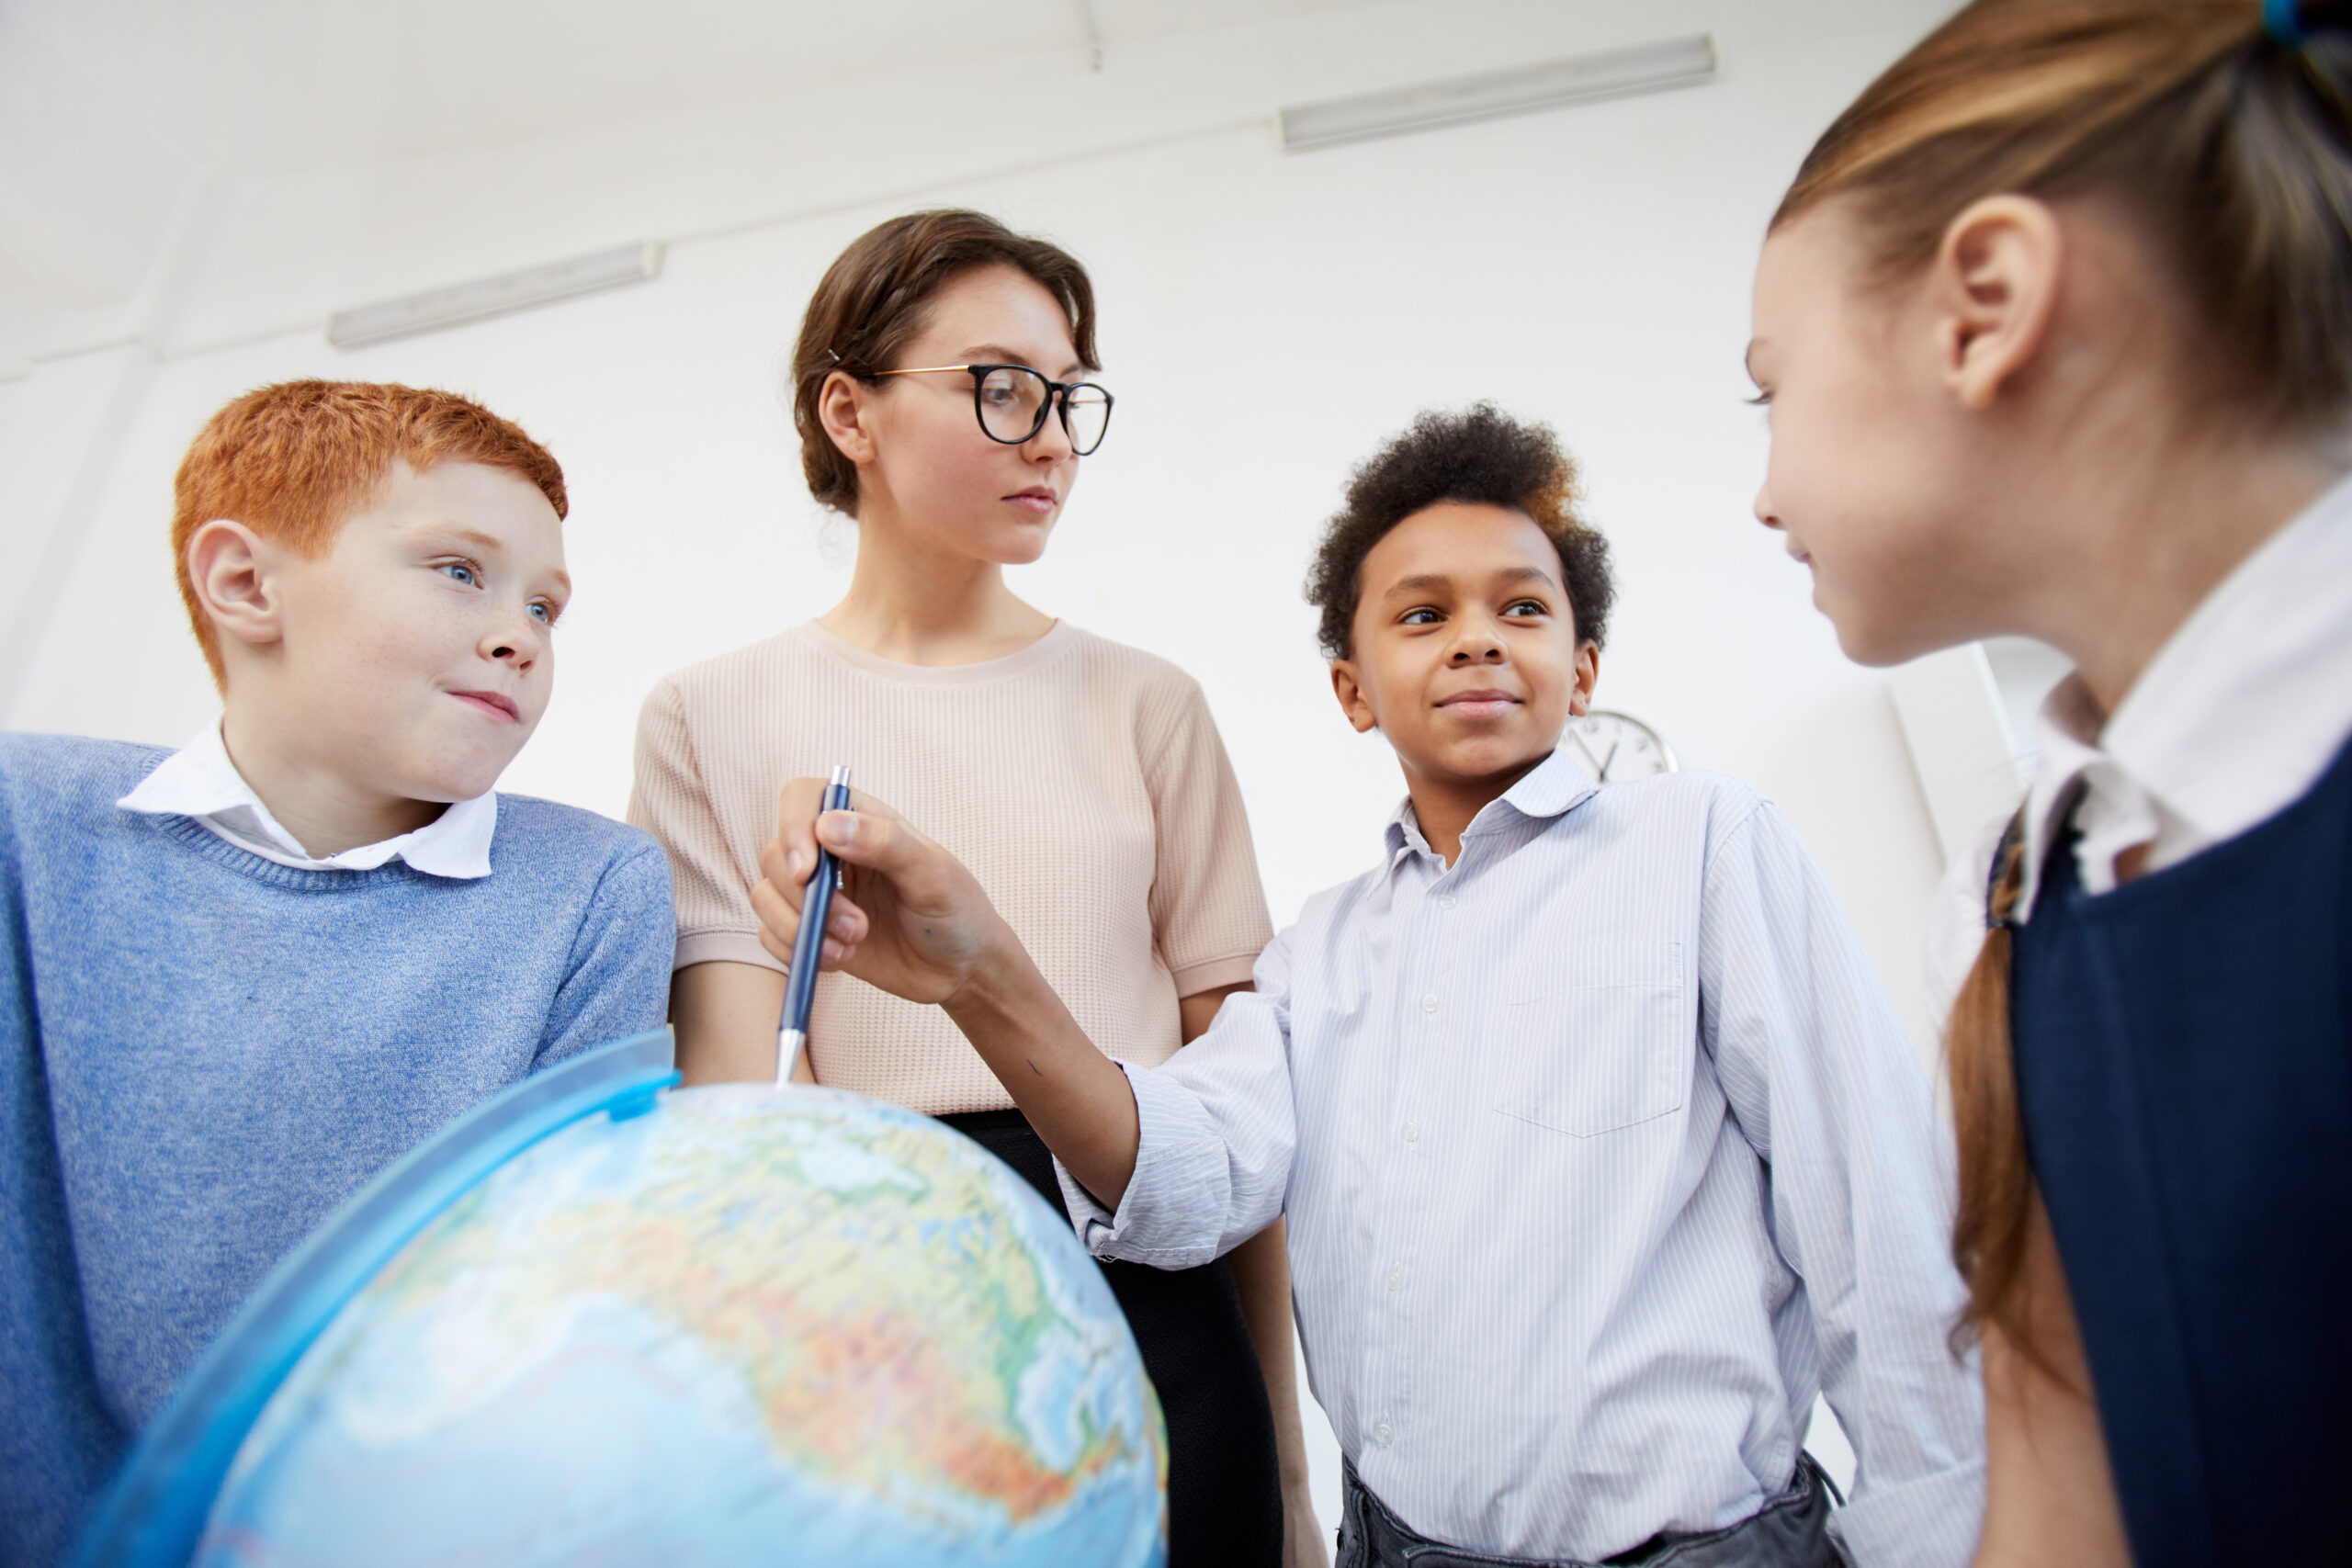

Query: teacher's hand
[{"left": 752, "top": 780, "right": 1009, "bottom": 1009}]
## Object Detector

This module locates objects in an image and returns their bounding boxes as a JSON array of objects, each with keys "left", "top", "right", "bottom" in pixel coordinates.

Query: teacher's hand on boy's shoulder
[{"left": 752, "top": 780, "right": 1009, "bottom": 1009}]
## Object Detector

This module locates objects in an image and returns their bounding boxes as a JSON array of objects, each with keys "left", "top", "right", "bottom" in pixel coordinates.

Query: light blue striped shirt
[{"left": 1062, "top": 746, "right": 1984, "bottom": 1564}]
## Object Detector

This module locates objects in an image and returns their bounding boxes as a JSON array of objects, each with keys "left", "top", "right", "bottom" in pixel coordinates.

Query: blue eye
[
  {"left": 440, "top": 563, "right": 479, "bottom": 587},
  {"left": 527, "top": 602, "right": 551, "bottom": 624}
]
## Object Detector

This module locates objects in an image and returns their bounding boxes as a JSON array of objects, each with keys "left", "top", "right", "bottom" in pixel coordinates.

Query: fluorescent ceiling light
[
  {"left": 1280, "top": 34, "right": 1718, "bottom": 152},
  {"left": 327, "top": 241, "right": 663, "bottom": 349}
]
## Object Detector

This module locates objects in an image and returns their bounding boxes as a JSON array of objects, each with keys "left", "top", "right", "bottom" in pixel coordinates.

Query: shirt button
[
  {"left": 1374, "top": 1420, "right": 1394, "bottom": 1446},
  {"left": 1385, "top": 1268, "right": 1403, "bottom": 1292},
  {"left": 1404, "top": 1123, "right": 1419, "bottom": 1144},
  {"left": 1421, "top": 994, "right": 1439, "bottom": 1014},
  {"left": 1439, "top": 895, "right": 1457, "bottom": 911}
]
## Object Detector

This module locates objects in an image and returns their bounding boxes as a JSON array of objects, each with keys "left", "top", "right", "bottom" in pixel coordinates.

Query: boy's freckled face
[
  {"left": 1333, "top": 502, "right": 1596, "bottom": 802},
  {"left": 268, "top": 459, "right": 569, "bottom": 804}
]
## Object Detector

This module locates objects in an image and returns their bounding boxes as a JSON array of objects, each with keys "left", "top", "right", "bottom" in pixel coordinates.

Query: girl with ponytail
[{"left": 1747, "top": 2, "right": 2352, "bottom": 1562}]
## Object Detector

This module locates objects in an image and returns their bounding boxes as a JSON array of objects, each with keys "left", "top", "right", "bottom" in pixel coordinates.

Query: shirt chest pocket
[{"left": 1491, "top": 941, "right": 1688, "bottom": 1137}]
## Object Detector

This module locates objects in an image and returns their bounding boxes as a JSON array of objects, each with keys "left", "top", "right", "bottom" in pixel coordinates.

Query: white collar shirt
[
  {"left": 116, "top": 725, "right": 497, "bottom": 878},
  {"left": 1062, "top": 746, "right": 1984, "bottom": 1565},
  {"left": 1925, "top": 470, "right": 2352, "bottom": 1027}
]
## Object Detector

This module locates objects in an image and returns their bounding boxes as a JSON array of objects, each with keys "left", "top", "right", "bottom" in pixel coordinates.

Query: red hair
[{"left": 172, "top": 380, "right": 568, "bottom": 685}]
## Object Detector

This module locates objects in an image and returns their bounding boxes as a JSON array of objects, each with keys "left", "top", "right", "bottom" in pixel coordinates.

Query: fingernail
[
  {"left": 786, "top": 848, "right": 808, "bottom": 877},
  {"left": 819, "top": 815, "right": 854, "bottom": 847}
]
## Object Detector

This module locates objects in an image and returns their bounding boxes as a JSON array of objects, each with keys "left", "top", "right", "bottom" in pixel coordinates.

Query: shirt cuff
[
  {"left": 1169, "top": 952, "right": 1261, "bottom": 997},
  {"left": 672, "top": 929, "right": 783, "bottom": 974},
  {"left": 1831, "top": 1455, "right": 1984, "bottom": 1568},
  {"left": 1050, "top": 1061, "right": 1230, "bottom": 1271}
]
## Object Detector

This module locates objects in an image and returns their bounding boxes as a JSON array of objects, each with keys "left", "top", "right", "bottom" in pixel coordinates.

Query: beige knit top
[{"left": 628, "top": 620, "right": 1274, "bottom": 1116}]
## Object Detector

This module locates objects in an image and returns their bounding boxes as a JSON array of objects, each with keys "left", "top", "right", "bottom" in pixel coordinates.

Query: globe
[{"left": 77, "top": 1033, "right": 1169, "bottom": 1568}]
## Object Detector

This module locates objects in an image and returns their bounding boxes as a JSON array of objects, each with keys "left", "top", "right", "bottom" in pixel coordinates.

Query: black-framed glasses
[{"left": 866, "top": 363, "right": 1114, "bottom": 456}]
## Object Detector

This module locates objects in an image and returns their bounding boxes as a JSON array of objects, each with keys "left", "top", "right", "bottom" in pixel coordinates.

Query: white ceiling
[
  {"left": 6, "top": 0, "right": 1379, "bottom": 175},
  {"left": 0, "top": 0, "right": 1386, "bottom": 350},
  {"left": 0, "top": 0, "right": 1924, "bottom": 369}
]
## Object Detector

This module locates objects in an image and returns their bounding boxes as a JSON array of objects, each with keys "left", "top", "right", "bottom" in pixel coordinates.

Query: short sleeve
[
  {"left": 628, "top": 677, "right": 777, "bottom": 975},
  {"left": 1137, "top": 677, "right": 1274, "bottom": 996}
]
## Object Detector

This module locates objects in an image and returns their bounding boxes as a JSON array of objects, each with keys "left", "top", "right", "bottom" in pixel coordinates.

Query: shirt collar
[
  {"left": 1381, "top": 744, "right": 1602, "bottom": 870},
  {"left": 2015, "top": 468, "right": 2352, "bottom": 918},
  {"left": 118, "top": 725, "right": 498, "bottom": 878}
]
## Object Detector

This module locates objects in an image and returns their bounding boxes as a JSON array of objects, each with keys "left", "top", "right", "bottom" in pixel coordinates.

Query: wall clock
[{"left": 1562, "top": 709, "right": 1679, "bottom": 782}]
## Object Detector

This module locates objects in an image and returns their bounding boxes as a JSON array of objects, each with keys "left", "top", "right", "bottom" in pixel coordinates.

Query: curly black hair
[{"left": 1304, "top": 403, "right": 1613, "bottom": 661}]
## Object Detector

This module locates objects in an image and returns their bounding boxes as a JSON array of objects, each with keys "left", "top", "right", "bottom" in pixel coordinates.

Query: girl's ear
[
  {"left": 1930, "top": 194, "right": 2065, "bottom": 412},
  {"left": 817, "top": 368, "right": 879, "bottom": 466},
  {"left": 1329, "top": 660, "right": 1379, "bottom": 735},
  {"left": 187, "top": 519, "right": 285, "bottom": 653}
]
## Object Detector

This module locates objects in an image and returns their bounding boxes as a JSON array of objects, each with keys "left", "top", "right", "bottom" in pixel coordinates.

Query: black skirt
[{"left": 939, "top": 1109, "right": 1283, "bottom": 1567}]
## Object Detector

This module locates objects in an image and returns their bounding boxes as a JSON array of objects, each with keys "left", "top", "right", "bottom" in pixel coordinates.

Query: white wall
[{"left": 1, "top": 0, "right": 1962, "bottom": 1523}]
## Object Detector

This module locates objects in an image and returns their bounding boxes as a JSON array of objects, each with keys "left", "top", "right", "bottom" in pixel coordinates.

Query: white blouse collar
[{"left": 2015, "top": 468, "right": 2352, "bottom": 918}]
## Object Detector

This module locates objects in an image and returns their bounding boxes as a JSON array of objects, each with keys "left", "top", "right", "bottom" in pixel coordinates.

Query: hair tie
[{"left": 2266, "top": 0, "right": 2312, "bottom": 47}]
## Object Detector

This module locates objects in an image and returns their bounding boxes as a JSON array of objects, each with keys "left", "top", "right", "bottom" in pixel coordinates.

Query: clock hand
[
  {"left": 1600, "top": 739, "right": 1620, "bottom": 780},
  {"left": 1568, "top": 729, "right": 1606, "bottom": 777}
]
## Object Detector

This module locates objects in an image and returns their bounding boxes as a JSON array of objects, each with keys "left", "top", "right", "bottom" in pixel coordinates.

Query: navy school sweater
[
  {"left": 0, "top": 733, "right": 675, "bottom": 1566},
  {"left": 2011, "top": 734, "right": 2352, "bottom": 1567}
]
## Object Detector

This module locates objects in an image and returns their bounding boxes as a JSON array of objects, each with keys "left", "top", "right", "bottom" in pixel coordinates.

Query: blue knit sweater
[{"left": 0, "top": 733, "right": 675, "bottom": 1566}]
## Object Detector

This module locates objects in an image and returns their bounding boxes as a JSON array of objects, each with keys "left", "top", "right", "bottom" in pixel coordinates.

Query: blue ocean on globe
[{"left": 76, "top": 1032, "right": 1168, "bottom": 1568}]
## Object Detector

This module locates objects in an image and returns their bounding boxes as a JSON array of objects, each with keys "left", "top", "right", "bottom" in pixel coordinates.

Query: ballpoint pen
[{"left": 777, "top": 764, "right": 852, "bottom": 1086}]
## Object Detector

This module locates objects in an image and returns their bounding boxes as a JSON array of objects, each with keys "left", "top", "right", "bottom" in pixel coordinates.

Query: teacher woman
[{"left": 628, "top": 209, "right": 1317, "bottom": 1566}]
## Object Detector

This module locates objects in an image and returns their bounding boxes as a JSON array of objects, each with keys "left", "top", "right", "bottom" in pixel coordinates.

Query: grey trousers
[{"left": 1336, "top": 1457, "right": 1849, "bottom": 1568}]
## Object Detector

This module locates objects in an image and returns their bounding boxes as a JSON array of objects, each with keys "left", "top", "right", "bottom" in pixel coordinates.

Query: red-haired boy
[{"left": 0, "top": 381, "right": 674, "bottom": 1564}]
